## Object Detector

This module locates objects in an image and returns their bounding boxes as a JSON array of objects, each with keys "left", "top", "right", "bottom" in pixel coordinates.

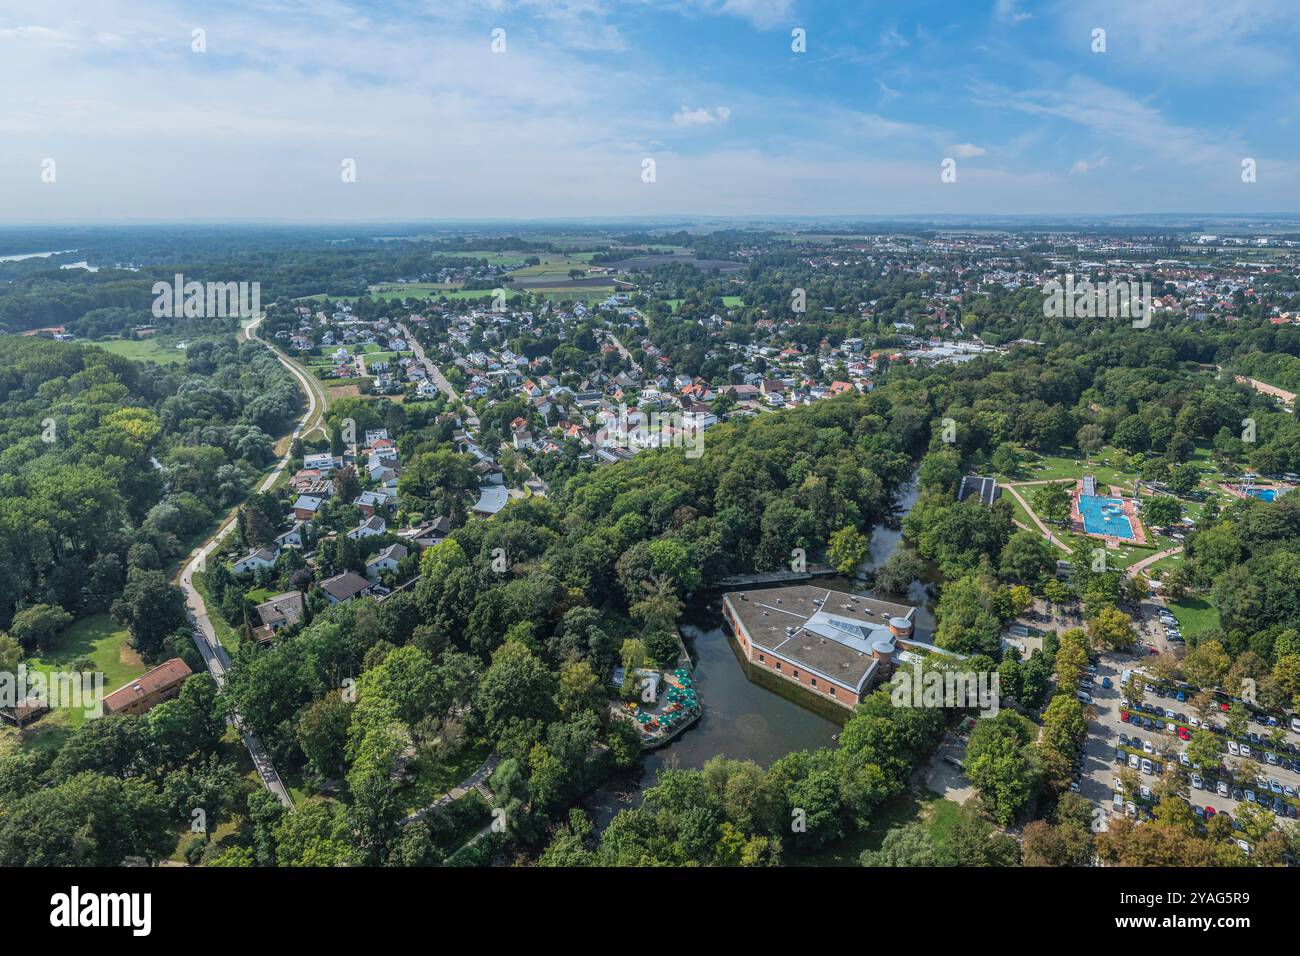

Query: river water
[{"left": 584, "top": 477, "right": 935, "bottom": 828}]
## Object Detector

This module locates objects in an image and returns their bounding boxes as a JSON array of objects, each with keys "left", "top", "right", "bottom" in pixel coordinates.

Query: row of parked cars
[
  {"left": 1134, "top": 668, "right": 1300, "bottom": 734},
  {"left": 1157, "top": 608, "right": 1184, "bottom": 645}
]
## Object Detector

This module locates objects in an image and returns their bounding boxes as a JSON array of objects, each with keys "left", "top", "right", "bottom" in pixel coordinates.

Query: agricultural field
[{"left": 506, "top": 253, "right": 608, "bottom": 280}]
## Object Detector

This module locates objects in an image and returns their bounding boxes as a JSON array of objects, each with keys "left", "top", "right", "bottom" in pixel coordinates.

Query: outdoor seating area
[{"left": 629, "top": 668, "right": 701, "bottom": 748}]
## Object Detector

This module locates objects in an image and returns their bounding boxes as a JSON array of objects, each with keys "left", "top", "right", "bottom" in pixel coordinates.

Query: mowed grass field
[
  {"left": 89, "top": 336, "right": 198, "bottom": 364},
  {"left": 23, "top": 614, "right": 148, "bottom": 730},
  {"left": 666, "top": 296, "right": 744, "bottom": 312},
  {"left": 365, "top": 282, "right": 461, "bottom": 301},
  {"left": 1167, "top": 595, "right": 1221, "bottom": 637}
]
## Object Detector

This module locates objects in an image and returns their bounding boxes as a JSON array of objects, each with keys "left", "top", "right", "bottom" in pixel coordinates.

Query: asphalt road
[
  {"left": 399, "top": 322, "right": 479, "bottom": 431},
  {"left": 175, "top": 312, "right": 310, "bottom": 808}
]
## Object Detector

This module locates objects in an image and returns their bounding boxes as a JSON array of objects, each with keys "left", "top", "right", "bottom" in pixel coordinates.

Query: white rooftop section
[{"left": 802, "top": 610, "right": 893, "bottom": 653}]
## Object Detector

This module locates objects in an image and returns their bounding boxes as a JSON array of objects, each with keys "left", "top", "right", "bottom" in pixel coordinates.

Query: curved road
[{"left": 177, "top": 312, "right": 324, "bottom": 808}]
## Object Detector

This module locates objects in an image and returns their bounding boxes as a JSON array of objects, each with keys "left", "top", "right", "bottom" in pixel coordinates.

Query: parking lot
[{"left": 1080, "top": 602, "right": 1300, "bottom": 848}]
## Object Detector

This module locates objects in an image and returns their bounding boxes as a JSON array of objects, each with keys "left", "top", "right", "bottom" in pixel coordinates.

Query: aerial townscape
[{"left": 2, "top": 0, "right": 1300, "bottom": 928}]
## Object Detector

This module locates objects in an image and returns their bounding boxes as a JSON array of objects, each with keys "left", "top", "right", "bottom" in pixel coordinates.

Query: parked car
[
  {"left": 1191, "top": 773, "right": 1204, "bottom": 789},
  {"left": 1228, "top": 741, "right": 1240, "bottom": 756},
  {"left": 1142, "top": 739, "right": 1155, "bottom": 754},
  {"left": 1266, "top": 751, "right": 1278, "bottom": 765},
  {"left": 1129, "top": 754, "right": 1141, "bottom": 770},
  {"left": 1141, "top": 758, "right": 1154, "bottom": 775},
  {"left": 1217, "top": 781, "right": 1229, "bottom": 797},
  {"left": 1102, "top": 677, "right": 1112, "bottom": 689}
]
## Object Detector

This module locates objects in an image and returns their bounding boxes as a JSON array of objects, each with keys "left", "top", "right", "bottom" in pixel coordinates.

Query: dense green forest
[{"left": 0, "top": 335, "right": 299, "bottom": 643}]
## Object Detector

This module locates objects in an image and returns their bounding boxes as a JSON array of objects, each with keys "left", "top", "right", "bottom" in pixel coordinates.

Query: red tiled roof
[{"left": 103, "top": 658, "right": 192, "bottom": 713}]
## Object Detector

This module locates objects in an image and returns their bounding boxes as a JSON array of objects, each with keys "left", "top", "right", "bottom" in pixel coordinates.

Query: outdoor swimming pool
[
  {"left": 1244, "top": 487, "right": 1278, "bottom": 502},
  {"left": 1078, "top": 494, "right": 1135, "bottom": 538}
]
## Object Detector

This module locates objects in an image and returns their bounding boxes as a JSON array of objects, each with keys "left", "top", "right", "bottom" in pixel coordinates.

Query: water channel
[{"left": 584, "top": 477, "right": 936, "bottom": 828}]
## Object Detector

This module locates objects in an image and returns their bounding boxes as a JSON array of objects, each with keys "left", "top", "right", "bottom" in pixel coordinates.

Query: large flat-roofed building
[{"left": 722, "top": 586, "right": 919, "bottom": 708}]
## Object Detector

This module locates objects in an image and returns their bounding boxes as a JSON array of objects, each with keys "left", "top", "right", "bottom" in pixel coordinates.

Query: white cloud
[
  {"left": 673, "top": 105, "right": 732, "bottom": 126},
  {"left": 948, "top": 143, "right": 986, "bottom": 159},
  {"left": 994, "top": 0, "right": 1032, "bottom": 25},
  {"left": 683, "top": 0, "right": 795, "bottom": 30},
  {"left": 1069, "top": 156, "right": 1109, "bottom": 175}
]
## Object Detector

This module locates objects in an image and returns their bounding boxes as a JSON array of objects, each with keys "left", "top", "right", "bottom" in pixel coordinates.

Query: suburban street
[
  {"left": 601, "top": 329, "right": 642, "bottom": 375},
  {"left": 400, "top": 322, "right": 479, "bottom": 431},
  {"left": 175, "top": 312, "right": 312, "bottom": 808}
]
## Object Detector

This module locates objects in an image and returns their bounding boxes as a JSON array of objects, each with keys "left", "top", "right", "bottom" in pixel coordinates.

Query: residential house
[
  {"left": 347, "top": 515, "right": 387, "bottom": 540},
  {"left": 232, "top": 546, "right": 280, "bottom": 575},
  {"left": 293, "top": 495, "right": 325, "bottom": 521},
  {"left": 252, "top": 591, "right": 305, "bottom": 644},
  {"left": 103, "top": 659, "right": 192, "bottom": 716},
  {"left": 274, "top": 521, "right": 308, "bottom": 549},
  {"left": 366, "top": 543, "right": 409, "bottom": 581},
  {"left": 319, "top": 571, "right": 373, "bottom": 605}
]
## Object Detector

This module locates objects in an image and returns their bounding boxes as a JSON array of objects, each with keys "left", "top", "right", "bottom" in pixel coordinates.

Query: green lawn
[
  {"left": 403, "top": 739, "right": 492, "bottom": 813},
  {"left": 365, "top": 283, "right": 461, "bottom": 301},
  {"left": 666, "top": 296, "right": 744, "bottom": 312},
  {"left": 89, "top": 336, "right": 197, "bottom": 365},
  {"left": 193, "top": 573, "right": 244, "bottom": 652},
  {"left": 25, "top": 614, "right": 147, "bottom": 728},
  {"left": 1168, "top": 596, "right": 1220, "bottom": 637}
]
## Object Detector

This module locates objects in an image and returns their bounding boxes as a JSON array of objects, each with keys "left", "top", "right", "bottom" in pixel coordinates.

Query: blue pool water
[
  {"left": 1078, "top": 494, "right": 1135, "bottom": 538},
  {"left": 1245, "top": 487, "right": 1277, "bottom": 502}
]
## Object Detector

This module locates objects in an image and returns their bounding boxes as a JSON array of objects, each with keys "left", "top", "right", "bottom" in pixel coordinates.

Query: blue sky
[{"left": 2, "top": 0, "right": 1298, "bottom": 220}]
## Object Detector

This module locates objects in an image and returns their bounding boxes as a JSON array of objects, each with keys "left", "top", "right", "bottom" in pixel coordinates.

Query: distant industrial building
[{"left": 722, "top": 586, "right": 925, "bottom": 708}]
